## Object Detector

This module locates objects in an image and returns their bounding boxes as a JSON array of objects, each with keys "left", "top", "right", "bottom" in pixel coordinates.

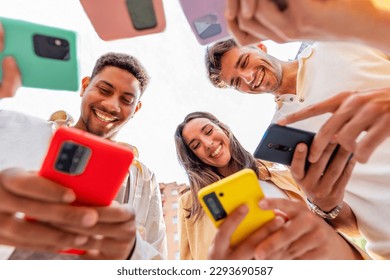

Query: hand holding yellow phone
[{"left": 198, "top": 169, "right": 275, "bottom": 246}]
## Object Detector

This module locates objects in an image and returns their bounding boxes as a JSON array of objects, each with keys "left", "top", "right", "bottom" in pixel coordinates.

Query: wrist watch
[{"left": 306, "top": 198, "right": 343, "bottom": 220}]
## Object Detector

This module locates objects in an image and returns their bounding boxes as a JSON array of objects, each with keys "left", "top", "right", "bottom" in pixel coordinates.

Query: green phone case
[{"left": 0, "top": 17, "right": 79, "bottom": 91}]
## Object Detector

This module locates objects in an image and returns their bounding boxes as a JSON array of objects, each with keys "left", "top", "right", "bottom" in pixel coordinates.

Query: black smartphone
[
  {"left": 253, "top": 124, "right": 314, "bottom": 168},
  {"left": 253, "top": 124, "right": 348, "bottom": 172}
]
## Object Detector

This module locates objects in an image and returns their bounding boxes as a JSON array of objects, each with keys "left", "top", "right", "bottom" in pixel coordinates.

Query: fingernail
[
  {"left": 88, "top": 249, "right": 99, "bottom": 256},
  {"left": 277, "top": 118, "right": 286, "bottom": 125},
  {"left": 274, "top": 216, "right": 285, "bottom": 226},
  {"left": 238, "top": 205, "right": 249, "bottom": 214},
  {"left": 82, "top": 212, "right": 97, "bottom": 227},
  {"left": 74, "top": 236, "right": 88, "bottom": 246},
  {"left": 62, "top": 191, "right": 76, "bottom": 203},
  {"left": 259, "top": 200, "right": 268, "bottom": 209},
  {"left": 297, "top": 145, "right": 305, "bottom": 152}
]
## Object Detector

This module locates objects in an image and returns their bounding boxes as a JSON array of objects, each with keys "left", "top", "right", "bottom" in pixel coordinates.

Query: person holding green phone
[
  {"left": 174, "top": 111, "right": 364, "bottom": 260},
  {"left": 0, "top": 22, "right": 20, "bottom": 99}
]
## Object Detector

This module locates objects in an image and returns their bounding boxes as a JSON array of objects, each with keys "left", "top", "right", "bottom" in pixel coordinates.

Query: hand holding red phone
[
  {"left": 0, "top": 168, "right": 98, "bottom": 253},
  {"left": 37, "top": 127, "right": 134, "bottom": 255},
  {"left": 54, "top": 202, "right": 137, "bottom": 260}
]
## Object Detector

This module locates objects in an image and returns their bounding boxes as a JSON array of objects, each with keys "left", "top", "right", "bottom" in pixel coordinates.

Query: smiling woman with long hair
[{"left": 174, "top": 111, "right": 364, "bottom": 260}]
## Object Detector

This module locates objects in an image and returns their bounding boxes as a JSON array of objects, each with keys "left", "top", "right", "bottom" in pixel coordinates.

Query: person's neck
[
  {"left": 217, "top": 163, "right": 239, "bottom": 178},
  {"left": 73, "top": 119, "right": 86, "bottom": 132},
  {"left": 273, "top": 60, "right": 298, "bottom": 97}
]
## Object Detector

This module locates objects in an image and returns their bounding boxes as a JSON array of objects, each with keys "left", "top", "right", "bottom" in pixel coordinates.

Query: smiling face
[
  {"left": 219, "top": 46, "right": 283, "bottom": 94},
  {"left": 76, "top": 66, "right": 141, "bottom": 139},
  {"left": 181, "top": 118, "right": 232, "bottom": 169}
]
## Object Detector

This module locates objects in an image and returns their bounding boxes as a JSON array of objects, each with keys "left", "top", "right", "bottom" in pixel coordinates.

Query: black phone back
[{"left": 253, "top": 124, "right": 315, "bottom": 166}]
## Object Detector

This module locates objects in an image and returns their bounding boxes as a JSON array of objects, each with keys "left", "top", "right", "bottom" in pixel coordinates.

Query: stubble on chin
[{"left": 84, "top": 118, "right": 106, "bottom": 137}]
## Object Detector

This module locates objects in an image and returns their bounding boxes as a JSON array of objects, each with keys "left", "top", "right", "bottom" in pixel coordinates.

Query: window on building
[
  {"left": 174, "top": 232, "right": 179, "bottom": 242},
  {"left": 174, "top": 251, "right": 180, "bottom": 260},
  {"left": 172, "top": 215, "right": 178, "bottom": 224},
  {"left": 172, "top": 202, "right": 178, "bottom": 210},
  {"left": 171, "top": 189, "right": 179, "bottom": 196}
]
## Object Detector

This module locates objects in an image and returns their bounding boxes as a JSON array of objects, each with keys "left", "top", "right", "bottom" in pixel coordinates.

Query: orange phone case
[
  {"left": 39, "top": 127, "right": 133, "bottom": 255},
  {"left": 80, "top": 0, "right": 166, "bottom": 41},
  {"left": 198, "top": 169, "right": 275, "bottom": 246}
]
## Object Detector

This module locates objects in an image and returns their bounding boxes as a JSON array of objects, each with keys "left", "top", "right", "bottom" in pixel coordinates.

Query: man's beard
[{"left": 84, "top": 117, "right": 109, "bottom": 138}]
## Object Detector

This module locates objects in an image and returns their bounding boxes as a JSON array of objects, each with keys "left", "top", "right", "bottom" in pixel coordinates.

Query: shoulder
[
  {"left": 1, "top": 110, "right": 50, "bottom": 126},
  {"left": 312, "top": 42, "right": 386, "bottom": 58},
  {"left": 179, "top": 191, "right": 193, "bottom": 209},
  {"left": 0, "top": 110, "right": 53, "bottom": 136}
]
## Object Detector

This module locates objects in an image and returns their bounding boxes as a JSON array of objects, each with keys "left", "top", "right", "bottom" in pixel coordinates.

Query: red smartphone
[
  {"left": 39, "top": 126, "right": 133, "bottom": 206},
  {"left": 38, "top": 127, "right": 134, "bottom": 255},
  {"left": 79, "top": 0, "right": 166, "bottom": 41}
]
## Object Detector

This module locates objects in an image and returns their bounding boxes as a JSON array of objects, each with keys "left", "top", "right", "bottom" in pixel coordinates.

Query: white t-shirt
[{"left": 273, "top": 42, "right": 390, "bottom": 259}]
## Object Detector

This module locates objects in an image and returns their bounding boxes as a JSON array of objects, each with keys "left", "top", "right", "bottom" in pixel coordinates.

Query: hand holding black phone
[
  {"left": 254, "top": 124, "right": 314, "bottom": 167},
  {"left": 253, "top": 124, "right": 348, "bottom": 172}
]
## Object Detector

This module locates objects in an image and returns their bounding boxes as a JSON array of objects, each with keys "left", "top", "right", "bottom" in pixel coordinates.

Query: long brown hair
[{"left": 174, "top": 111, "right": 270, "bottom": 221}]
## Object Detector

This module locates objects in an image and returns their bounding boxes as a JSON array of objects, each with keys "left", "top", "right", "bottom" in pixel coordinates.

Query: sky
[{"left": 0, "top": 0, "right": 300, "bottom": 184}]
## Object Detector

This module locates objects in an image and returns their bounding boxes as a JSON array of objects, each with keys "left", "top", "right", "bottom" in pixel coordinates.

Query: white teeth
[
  {"left": 95, "top": 110, "right": 116, "bottom": 122},
  {"left": 254, "top": 68, "right": 265, "bottom": 88},
  {"left": 211, "top": 144, "right": 222, "bottom": 158}
]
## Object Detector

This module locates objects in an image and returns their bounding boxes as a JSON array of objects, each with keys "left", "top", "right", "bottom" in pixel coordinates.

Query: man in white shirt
[
  {"left": 0, "top": 52, "right": 167, "bottom": 260},
  {"left": 205, "top": 39, "right": 390, "bottom": 259}
]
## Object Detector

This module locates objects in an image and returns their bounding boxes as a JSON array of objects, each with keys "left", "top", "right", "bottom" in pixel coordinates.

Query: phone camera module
[
  {"left": 203, "top": 192, "right": 227, "bottom": 221},
  {"left": 55, "top": 141, "right": 91, "bottom": 175},
  {"left": 33, "top": 34, "right": 70, "bottom": 60}
]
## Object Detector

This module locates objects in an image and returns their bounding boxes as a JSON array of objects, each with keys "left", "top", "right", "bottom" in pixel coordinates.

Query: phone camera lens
[
  {"left": 54, "top": 39, "right": 62, "bottom": 46},
  {"left": 267, "top": 143, "right": 274, "bottom": 148},
  {"left": 60, "top": 153, "right": 68, "bottom": 160},
  {"left": 219, "top": 192, "right": 224, "bottom": 197}
]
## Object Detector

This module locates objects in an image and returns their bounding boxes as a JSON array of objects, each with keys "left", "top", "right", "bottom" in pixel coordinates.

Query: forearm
[
  {"left": 341, "top": 5, "right": 390, "bottom": 55},
  {"left": 333, "top": 232, "right": 365, "bottom": 260},
  {"left": 327, "top": 202, "right": 360, "bottom": 237}
]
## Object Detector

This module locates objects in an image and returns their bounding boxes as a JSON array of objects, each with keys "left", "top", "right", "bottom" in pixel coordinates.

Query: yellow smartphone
[{"left": 198, "top": 168, "right": 275, "bottom": 246}]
